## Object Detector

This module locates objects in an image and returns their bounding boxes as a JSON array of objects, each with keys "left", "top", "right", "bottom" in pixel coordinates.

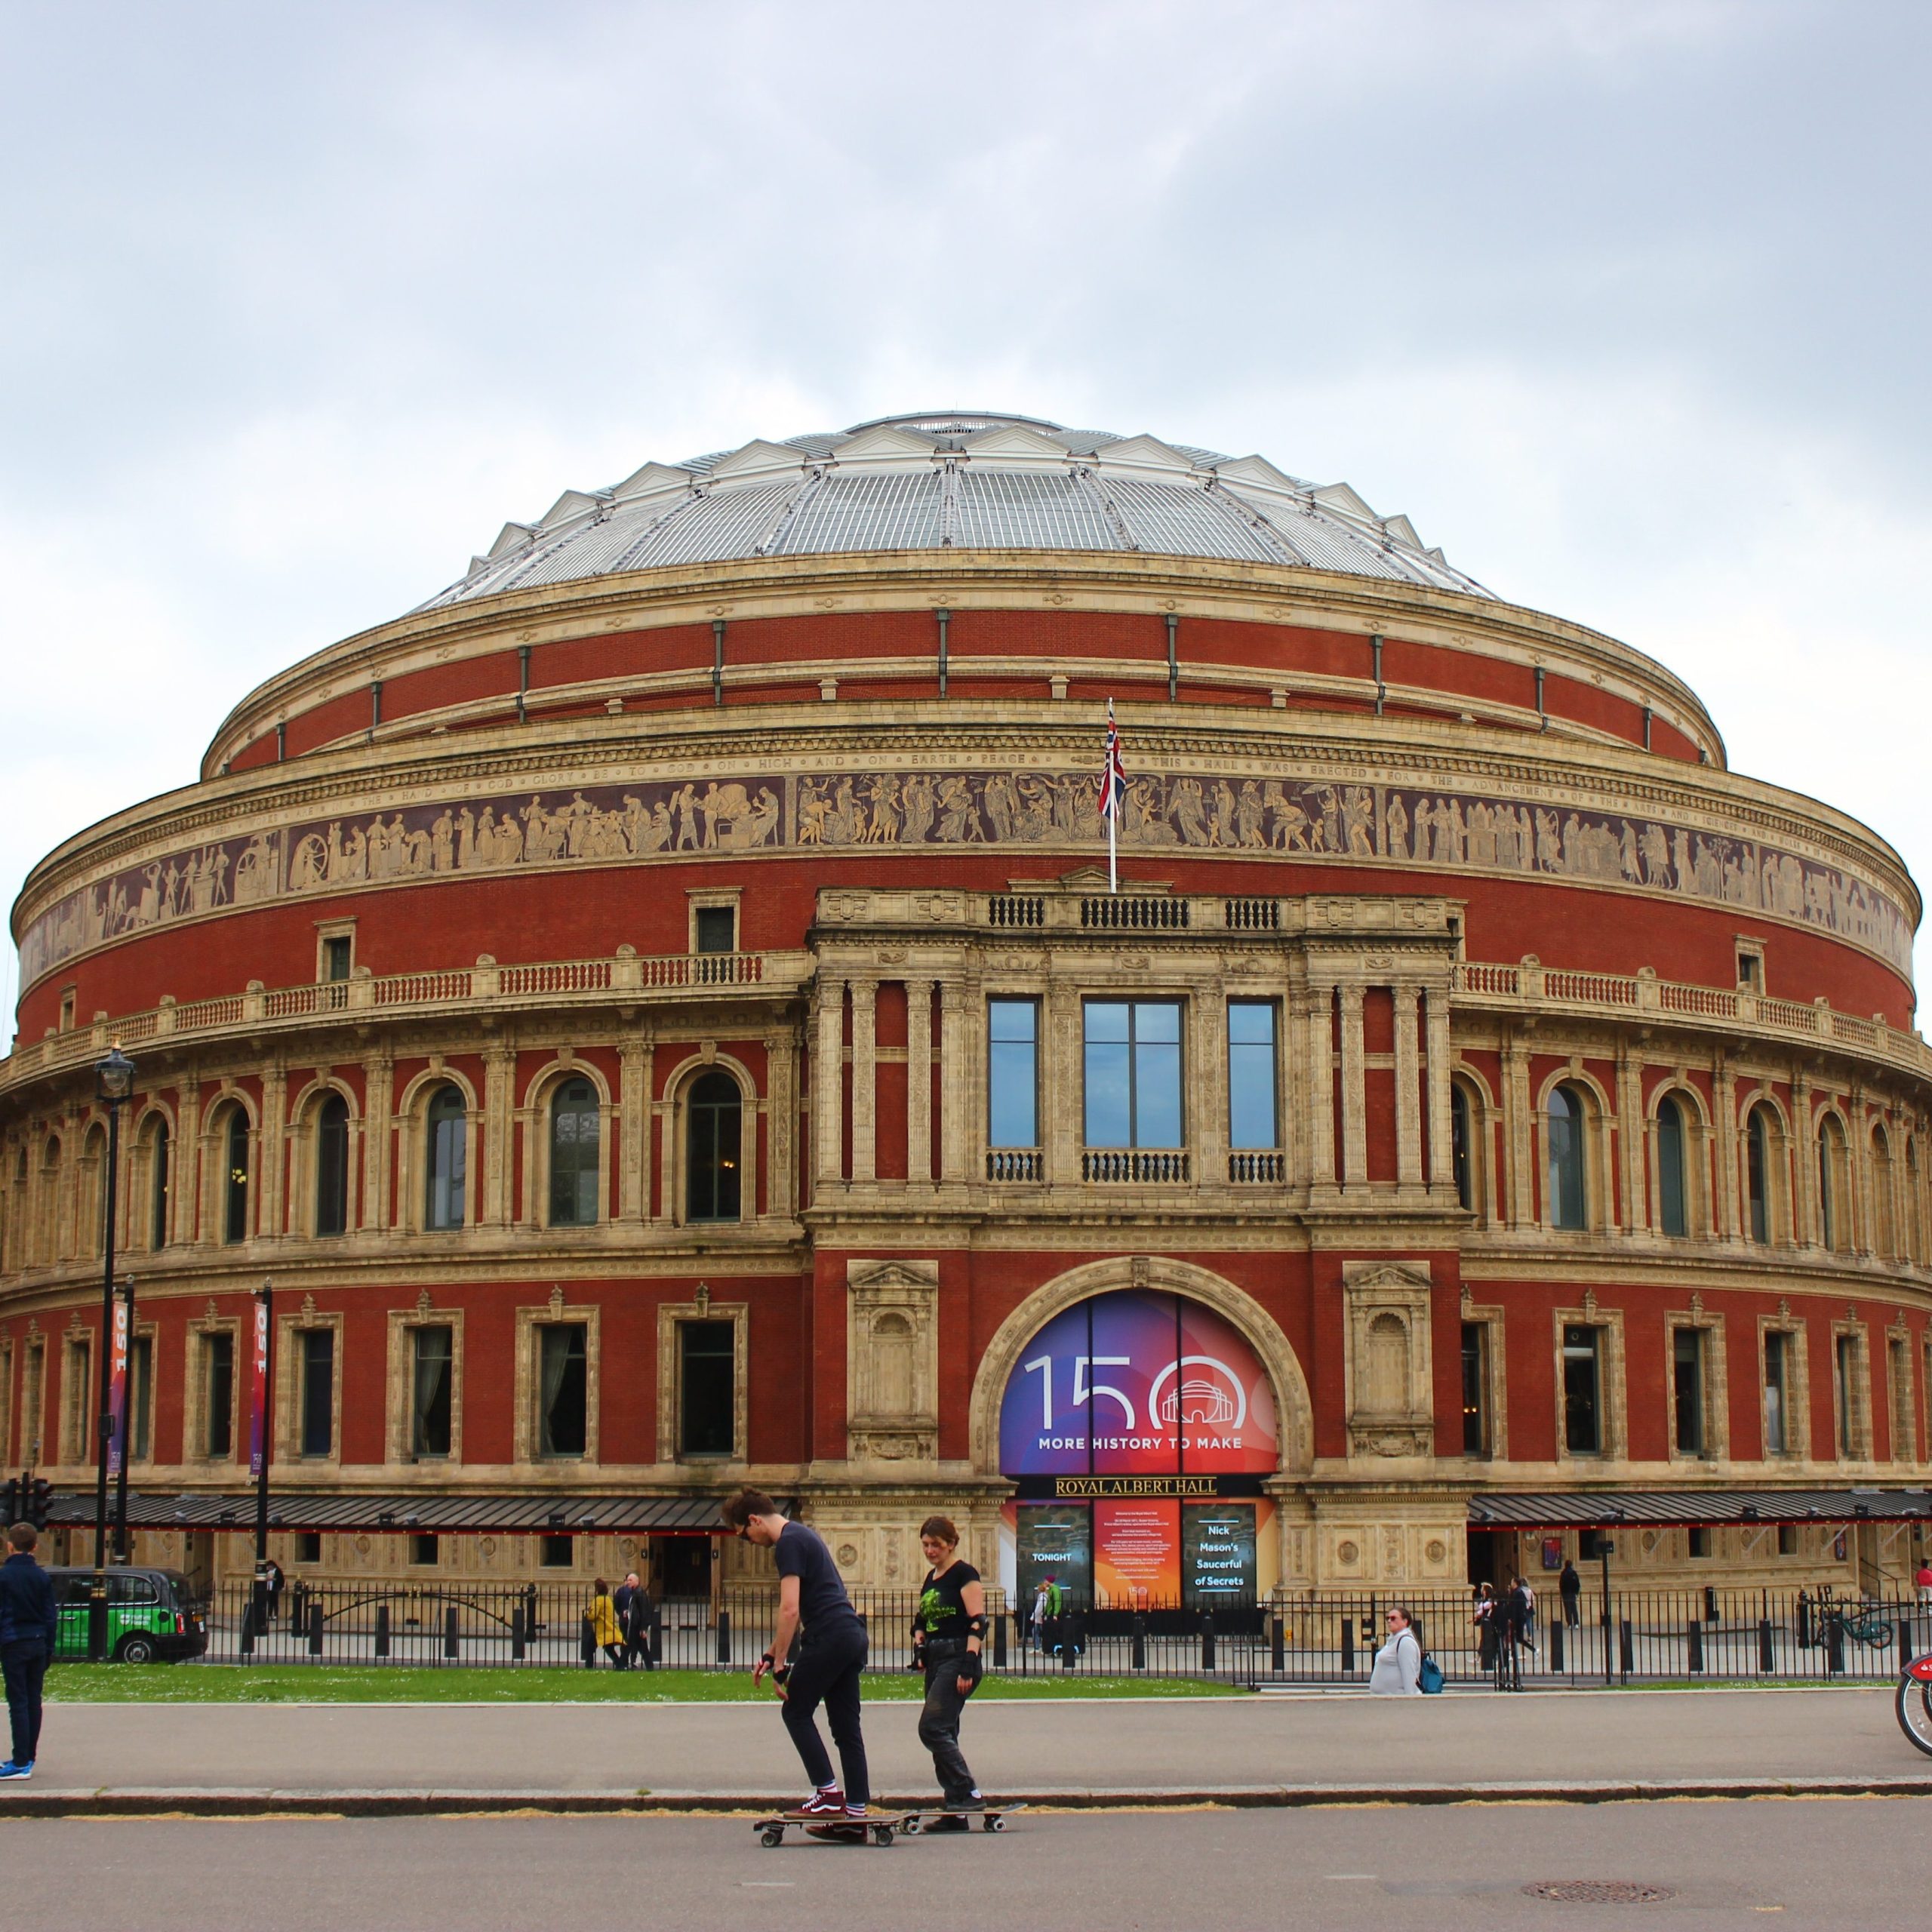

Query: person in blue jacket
[{"left": 0, "top": 1520, "right": 58, "bottom": 1779}]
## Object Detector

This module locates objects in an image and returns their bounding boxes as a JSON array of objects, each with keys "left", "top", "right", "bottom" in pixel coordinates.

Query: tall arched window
[
  {"left": 423, "top": 1085, "right": 466, "bottom": 1231},
  {"left": 223, "top": 1109, "right": 251, "bottom": 1245},
  {"left": 1746, "top": 1106, "right": 1774, "bottom": 1245},
  {"left": 146, "top": 1118, "right": 171, "bottom": 1250},
  {"left": 315, "top": 1093, "right": 351, "bottom": 1238},
  {"left": 1872, "top": 1126, "right": 1897, "bottom": 1258},
  {"left": 686, "top": 1070, "right": 743, "bottom": 1223},
  {"left": 1819, "top": 1115, "right": 1848, "bottom": 1253},
  {"left": 1451, "top": 1084, "right": 1475, "bottom": 1214},
  {"left": 549, "top": 1078, "right": 600, "bottom": 1226},
  {"left": 1907, "top": 1140, "right": 1922, "bottom": 1265},
  {"left": 1547, "top": 1083, "right": 1588, "bottom": 1230},
  {"left": 1657, "top": 1096, "right": 1688, "bottom": 1238},
  {"left": 83, "top": 1124, "right": 108, "bottom": 1256}
]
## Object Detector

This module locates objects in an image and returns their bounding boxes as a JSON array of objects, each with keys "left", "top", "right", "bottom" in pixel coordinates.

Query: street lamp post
[
  {"left": 113, "top": 1271, "right": 136, "bottom": 1562},
  {"left": 251, "top": 1278, "right": 274, "bottom": 1636},
  {"left": 90, "top": 1044, "right": 137, "bottom": 1663}
]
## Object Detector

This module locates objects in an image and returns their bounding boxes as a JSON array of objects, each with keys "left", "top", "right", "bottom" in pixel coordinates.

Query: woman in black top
[{"left": 912, "top": 1514, "right": 986, "bottom": 1829}]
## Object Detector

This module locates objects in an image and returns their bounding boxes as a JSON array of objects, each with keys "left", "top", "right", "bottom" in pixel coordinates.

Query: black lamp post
[
  {"left": 90, "top": 1043, "right": 136, "bottom": 1663},
  {"left": 113, "top": 1271, "right": 136, "bottom": 1562}
]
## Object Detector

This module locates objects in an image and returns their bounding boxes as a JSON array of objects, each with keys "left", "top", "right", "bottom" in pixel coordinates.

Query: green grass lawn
[{"left": 46, "top": 1664, "right": 1243, "bottom": 1705}]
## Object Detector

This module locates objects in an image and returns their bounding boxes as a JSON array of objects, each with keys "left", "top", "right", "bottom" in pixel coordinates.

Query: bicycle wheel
[{"left": 1895, "top": 1654, "right": 1932, "bottom": 1758}]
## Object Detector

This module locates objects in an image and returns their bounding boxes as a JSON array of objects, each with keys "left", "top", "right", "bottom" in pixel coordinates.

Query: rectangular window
[
  {"left": 540, "top": 1534, "right": 574, "bottom": 1568},
  {"left": 538, "top": 1324, "right": 588, "bottom": 1457},
  {"left": 1562, "top": 1324, "right": 1602, "bottom": 1455},
  {"left": 678, "top": 1319, "right": 736, "bottom": 1458},
  {"left": 321, "top": 935, "right": 352, "bottom": 982},
  {"left": 300, "top": 1329, "right": 334, "bottom": 1458},
  {"left": 1673, "top": 1327, "right": 1706, "bottom": 1457},
  {"left": 1836, "top": 1334, "right": 1860, "bottom": 1460},
  {"left": 694, "top": 905, "right": 736, "bottom": 954},
  {"left": 411, "top": 1325, "right": 453, "bottom": 1460},
  {"left": 1579, "top": 1527, "right": 1610, "bottom": 1561},
  {"left": 1777, "top": 1524, "right": 1798, "bottom": 1556},
  {"left": 1460, "top": 1321, "right": 1489, "bottom": 1457},
  {"left": 1687, "top": 1525, "right": 1712, "bottom": 1558},
  {"left": 295, "top": 1531, "right": 322, "bottom": 1564},
  {"left": 987, "top": 998, "right": 1039, "bottom": 1149},
  {"left": 205, "top": 1331, "right": 235, "bottom": 1459},
  {"left": 64, "top": 1340, "right": 92, "bottom": 1464},
  {"left": 1226, "top": 1002, "right": 1279, "bottom": 1150},
  {"left": 409, "top": 1533, "right": 439, "bottom": 1567},
  {"left": 1890, "top": 1340, "right": 1912, "bottom": 1463},
  {"left": 130, "top": 1334, "right": 153, "bottom": 1463},
  {"left": 1084, "top": 1000, "right": 1183, "bottom": 1148},
  {"left": 1763, "top": 1331, "right": 1789, "bottom": 1455}
]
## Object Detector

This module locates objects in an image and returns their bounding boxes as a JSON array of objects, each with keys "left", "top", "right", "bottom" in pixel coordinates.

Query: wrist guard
[{"left": 958, "top": 1649, "right": 983, "bottom": 1692}]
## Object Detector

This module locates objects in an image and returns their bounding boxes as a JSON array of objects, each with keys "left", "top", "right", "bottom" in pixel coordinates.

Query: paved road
[
  {"left": 23, "top": 1684, "right": 1931, "bottom": 1799},
  {"left": 6, "top": 1800, "right": 1926, "bottom": 1930}
]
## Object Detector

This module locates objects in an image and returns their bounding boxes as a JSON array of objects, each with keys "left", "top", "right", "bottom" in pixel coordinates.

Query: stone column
[
  {"left": 850, "top": 978, "right": 878, "bottom": 1185},
  {"left": 175, "top": 1075, "right": 202, "bottom": 1246},
  {"left": 1615, "top": 1041, "right": 1643, "bottom": 1234},
  {"left": 1712, "top": 1055, "right": 1739, "bottom": 1241},
  {"left": 1394, "top": 983, "right": 1423, "bottom": 1189},
  {"left": 1045, "top": 977, "right": 1081, "bottom": 1186},
  {"left": 362, "top": 1051, "right": 393, "bottom": 1232},
  {"left": 1198, "top": 985, "right": 1230, "bottom": 1187},
  {"left": 938, "top": 980, "right": 968, "bottom": 1185},
  {"left": 815, "top": 976, "right": 845, "bottom": 1186},
  {"left": 618, "top": 1034, "right": 650, "bottom": 1223},
  {"left": 1503, "top": 1030, "right": 1532, "bottom": 1227},
  {"left": 1306, "top": 980, "right": 1336, "bottom": 1192},
  {"left": 480, "top": 1043, "right": 515, "bottom": 1227},
  {"left": 906, "top": 980, "right": 933, "bottom": 1186},
  {"left": 258, "top": 1063, "right": 288, "bottom": 1239},
  {"left": 764, "top": 1029, "right": 796, "bottom": 1220},
  {"left": 1792, "top": 1066, "right": 1816, "bottom": 1247},
  {"left": 1338, "top": 983, "right": 1367, "bottom": 1188},
  {"left": 1281, "top": 986, "right": 1307, "bottom": 1191},
  {"left": 1423, "top": 984, "right": 1453, "bottom": 1197}
]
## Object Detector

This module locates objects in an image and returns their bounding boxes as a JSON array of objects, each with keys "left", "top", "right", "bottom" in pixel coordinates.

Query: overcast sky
[{"left": 3, "top": 0, "right": 1929, "bottom": 1033}]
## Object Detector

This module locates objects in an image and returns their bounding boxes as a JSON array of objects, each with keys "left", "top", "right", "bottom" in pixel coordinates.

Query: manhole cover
[{"left": 1523, "top": 1881, "right": 1676, "bottom": 1904}]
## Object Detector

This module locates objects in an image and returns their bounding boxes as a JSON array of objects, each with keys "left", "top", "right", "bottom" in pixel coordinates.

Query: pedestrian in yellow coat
[{"left": 588, "top": 1579, "right": 625, "bottom": 1668}]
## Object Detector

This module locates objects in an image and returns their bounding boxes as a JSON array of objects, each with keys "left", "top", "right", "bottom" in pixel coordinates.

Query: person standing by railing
[{"left": 724, "top": 1487, "right": 872, "bottom": 1839}]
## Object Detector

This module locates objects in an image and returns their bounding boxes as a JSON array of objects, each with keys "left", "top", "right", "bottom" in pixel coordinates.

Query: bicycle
[
  {"left": 1894, "top": 1651, "right": 1932, "bottom": 1756},
  {"left": 1829, "top": 1602, "right": 1895, "bottom": 1649}
]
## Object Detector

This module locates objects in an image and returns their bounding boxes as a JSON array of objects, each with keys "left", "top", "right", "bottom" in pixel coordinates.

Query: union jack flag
[{"left": 1098, "top": 700, "right": 1127, "bottom": 820}]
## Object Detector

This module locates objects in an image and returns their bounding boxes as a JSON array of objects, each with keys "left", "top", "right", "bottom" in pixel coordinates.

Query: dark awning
[
  {"left": 1469, "top": 1487, "right": 1932, "bottom": 1531},
  {"left": 42, "top": 1490, "right": 740, "bottom": 1537}
]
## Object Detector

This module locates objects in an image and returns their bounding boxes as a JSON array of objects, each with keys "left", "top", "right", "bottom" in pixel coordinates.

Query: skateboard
[
  {"left": 754, "top": 1809, "right": 904, "bottom": 1847},
  {"left": 897, "top": 1803, "right": 1026, "bottom": 1836}
]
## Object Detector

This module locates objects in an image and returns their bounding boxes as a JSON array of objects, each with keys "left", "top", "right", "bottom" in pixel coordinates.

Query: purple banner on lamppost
[
  {"left": 106, "top": 1295, "right": 131, "bottom": 1479},
  {"left": 249, "top": 1293, "right": 270, "bottom": 1478}
]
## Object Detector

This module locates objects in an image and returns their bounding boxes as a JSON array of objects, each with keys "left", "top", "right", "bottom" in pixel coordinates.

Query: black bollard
[
  {"left": 308, "top": 1602, "right": 324, "bottom": 1657},
  {"left": 1270, "top": 1613, "right": 1285, "bottom": 1675},
  {"left": 445, "top": 1605, "right": 460, "bottom": 1660},
  {"left": 717, "top": 1607, "right": 732, "bottom": 1666},
  {"left": 992, "top": 1612, "right": 1008, "bottom": 1670},
  {"left": 1341, "top": 1617, "right": 1355, "bottom": 1675},
  {"left": 1826, "top": 1617, "right": 1845, "bottom": 1675},
  {"left": 1617, "top": 1618, "right": 1634, "bottom": 1680},
  {"left": 1758, "top": 1618, "right": 1774, "bottom": 1674},
  {"left": 1201, "top": 1611, "right": 1217, "bottom": 1672},
  {"left": 1549, "top": 1617, "right": 1564, "bottom": 1673},
  {"left": 1131, "top": 1614, "right": 1147, "bottom": 1671},
  {"left": 376, "top": 1604, "right": 392, "bottom": 1660},
  {"left": 1687, "top": 1620, "right": 1704, "bottom": 1674},
  {"left": 580, "top": 1614, "right": 595, "bottom": 1667},
  {"left": 239, "top": 1601, "right": 257, "bottom": 1658},
  {"left": 509, "top": 1604, "right": 524, "bottom": 1661}
]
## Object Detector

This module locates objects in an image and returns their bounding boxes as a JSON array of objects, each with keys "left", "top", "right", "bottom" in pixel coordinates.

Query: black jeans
[
  {"left": 918, "top": 1639, "right": 978, "bottom": 1804},
  {"left": 780, "top": 1622, "right": 869, "bottom": 1807},
  {"left": 2, "top": 1642, "right": 48, "bottom": 1765}
]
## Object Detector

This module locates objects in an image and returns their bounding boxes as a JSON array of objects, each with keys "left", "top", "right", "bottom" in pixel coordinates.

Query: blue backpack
[{"left": 1419, "top": 1652, "right": 1444, "bottom": 1694}]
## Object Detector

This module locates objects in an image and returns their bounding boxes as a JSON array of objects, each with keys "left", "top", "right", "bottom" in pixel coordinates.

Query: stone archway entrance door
[{"left": 995, "top": 1286, "right": 1281, "bottom": 1629}]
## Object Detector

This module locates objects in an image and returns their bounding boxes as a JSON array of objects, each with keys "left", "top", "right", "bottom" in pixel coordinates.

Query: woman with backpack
[{"left": 1369, "top": 1605, "right": 1423, "bottom": 1694}]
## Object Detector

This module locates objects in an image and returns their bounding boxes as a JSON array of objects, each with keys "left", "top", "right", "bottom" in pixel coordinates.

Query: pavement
[
  {"left": 7, "top": 1802, "right": 1931, "bottom": 1931},
  {"left": 6, "top": 1683, "right": 1931, "bottom": 1815}
]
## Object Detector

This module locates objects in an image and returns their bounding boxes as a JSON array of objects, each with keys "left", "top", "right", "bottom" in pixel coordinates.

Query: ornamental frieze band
[{"left": 18, "top": 764, "right": 1915, "bottom": 985}]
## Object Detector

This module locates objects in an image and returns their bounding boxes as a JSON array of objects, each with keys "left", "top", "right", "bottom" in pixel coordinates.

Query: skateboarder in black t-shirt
[
  {"left": 724, "top": 1487, "right": 872, "bottom": 1834},
  {"left": 911, "top": 1513, "right": 986, "bottom": 1830}
]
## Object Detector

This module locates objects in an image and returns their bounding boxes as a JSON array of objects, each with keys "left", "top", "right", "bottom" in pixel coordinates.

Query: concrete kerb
[{"left": 7, "top": 1776, "right": 1932, "bottom": 1818}]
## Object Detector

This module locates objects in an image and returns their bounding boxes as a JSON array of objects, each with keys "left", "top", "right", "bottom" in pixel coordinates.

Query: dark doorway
[
  {"left": 1466, "top": 1527, "right": 1504, "bottom": 1589},
  {"left": 651, "top": 1534, "right": 713, "bottom": 1598}
]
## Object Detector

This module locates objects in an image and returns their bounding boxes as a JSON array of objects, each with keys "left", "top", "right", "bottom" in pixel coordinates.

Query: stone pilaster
[
  {"left": 1306, "top": 981, "right": 1336, "bottom": 1192},
  {"left": 1394, "top": 983, "right": 1422, "bottom": 1189},
  {"left": 814, "top": 976, "right": 844, "bottom": 1186},
  {"left": 259, "top": 1063, "right": 288, "bottom": 1239},
  {"left": 1423, "top": 983, "right": 1453, "bottom": 1198},
  {"left": 850, "top": 978, "right": 878, "bottom": 1184},
  {"left": 906, "top": 980, "right": 932, "bottom": 1186},
  {"left": 1503, "top": 1029, "right": 1532, "bottom": 1226},
  {"left": 1339, "top": 983, "right": 1366, "bottom": 1186},
  {"left": 1713, "top": 1054, "right": 1739, "bottom": 1241},
  {"left": 765, "top": 1029, "right": 796, "bottom": 1219},
  {"left": 618, "top": 1032, "right": 650, "bottom": 1223},
  {"left": 362, "top": 1051, "right": 392, "bottom": 1233},
  {"left": 479, "top": 1042, "right": 515, "bottom": 1227},
  {"left": 938, "top": 980, "right": 968, "bottom": 1185}
]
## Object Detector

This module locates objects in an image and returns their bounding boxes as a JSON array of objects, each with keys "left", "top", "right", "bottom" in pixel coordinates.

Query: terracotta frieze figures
[{"left": 17, "top": 766, "right": 1915, "bottom": 985}]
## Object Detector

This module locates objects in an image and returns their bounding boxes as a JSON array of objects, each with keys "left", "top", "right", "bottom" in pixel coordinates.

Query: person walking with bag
[
  {"left": 0, "top": 1521, "right": 58, "bottom": 1780},
  {"left": 1472, "top": 1581, "right": 1499, "bottom": 1674},
  {"left": 586, "top": 1579, "right": 626, "bottom": 1668},
  {"left": 724, "top": 1487, "right": 872, "bottom": 1838},
  {"left": 614, "top": 1570, "right": 654, "bottom": 1670},
  {"left": 910, "top": 1515, "right": 987, "bottom": 1830},
  {"left": 1369, "top": 1606, "right": 1423, "bottom": 1694}
]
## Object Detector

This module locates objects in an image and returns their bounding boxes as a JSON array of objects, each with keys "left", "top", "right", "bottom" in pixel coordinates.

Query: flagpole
[{"left": 1109, "top": 797, "right": 1117, "bottom": 895}]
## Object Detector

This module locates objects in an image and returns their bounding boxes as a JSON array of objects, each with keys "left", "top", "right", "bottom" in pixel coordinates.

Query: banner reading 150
[{"left": 998, "top": 1290, "right": 1277, "bottom": 1476}]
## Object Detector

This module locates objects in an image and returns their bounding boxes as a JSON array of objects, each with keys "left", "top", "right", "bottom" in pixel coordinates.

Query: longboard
[
  {"left": 754, "top": 1809, "right": 904, "bottom": 1847},
  {"left": 897, "top": 1803, "right": 1026, "bottom": 1836}
]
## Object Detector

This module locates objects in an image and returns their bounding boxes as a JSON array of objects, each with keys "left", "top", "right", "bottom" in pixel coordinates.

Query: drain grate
[{"left": 1523, "top": 1881, "right": 1676, "bottom": 1905}]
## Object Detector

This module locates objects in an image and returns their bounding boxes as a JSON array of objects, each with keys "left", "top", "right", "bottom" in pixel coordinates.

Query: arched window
[
  {"left": 83, "top": 1124, "right": 108, "bottom": 1256},
  {"left": 549, "top": 1077, "right": 600, "bottom": 1226},
  {"left": 1819, "top": 1115, "right": 1849, "bottom": 1253},
  {"left": 423, "top": 1085, "right": 466, "bottom": 1231},
  {"left": 315, "top": 1093, "right": 351, "bottom": 1238},
  {"left": 686, "top": 1070, "right": 743, "bottom": 1223},
  {"left": 146, "top": 1118, "right": 171, "bottom": 1250},
  {"left": 1547, "top": 1083, "right": 1588, "bottom": 1230},
  {"left": 1451, "top": 1084, "right": 1475, "bottom": 1214},
  {"left": 1907, "top": 1140, "right": 1922, "bottom": 1265},
  {"left": 1746, "top": 1106, "right": 1774, "bottom": 1245},
  {"left": 223, "top": 1110, "right": 251, "bottom": 1244},
  {"left": 1872, "top": 1126, "right": 1897, "bottom": 1258},
  {"left": 1657, "top": 1096, "right": 1688, "bottom": 1238}
]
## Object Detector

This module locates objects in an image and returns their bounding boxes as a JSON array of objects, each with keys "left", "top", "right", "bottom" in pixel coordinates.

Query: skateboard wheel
[
  {"left": 986, "top": 1814, "right": 1004, "bottom": 1832},
  {"left": 760, "top": 1827, "right": 783, "bottom": 1847},
  {"left": 872, "top": 1825, "right": 894, "bottom": 1846},
  {"left": 900, "top": 1818, "right": 921, "bottom": 1837}
]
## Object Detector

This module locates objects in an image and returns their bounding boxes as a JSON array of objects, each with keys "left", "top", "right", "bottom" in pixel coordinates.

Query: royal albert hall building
[{"left": 5, "top": 409, "right": 1931, "bottom": 1608}]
